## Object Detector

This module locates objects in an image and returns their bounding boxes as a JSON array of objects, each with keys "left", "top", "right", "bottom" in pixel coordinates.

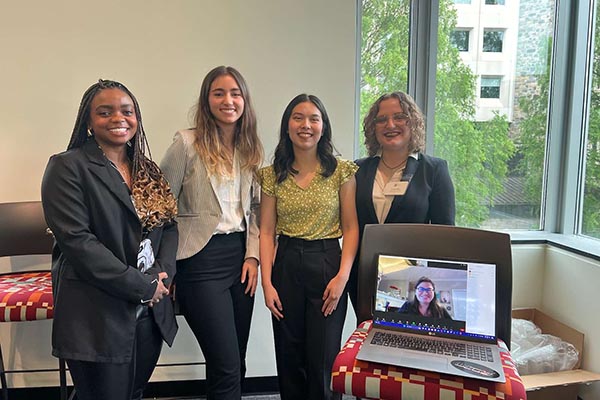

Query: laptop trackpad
[{"left": 402, "top": 353, "right": 448, "bottom": 370}]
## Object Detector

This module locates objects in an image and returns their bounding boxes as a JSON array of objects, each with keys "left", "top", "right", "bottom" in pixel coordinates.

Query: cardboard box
[{"left": 512, "top": 308, "right": 600, "bottom": 400}]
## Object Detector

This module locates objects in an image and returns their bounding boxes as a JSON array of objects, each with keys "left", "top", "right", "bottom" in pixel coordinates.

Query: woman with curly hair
[
  {"left": 160, "top": 66, "right": 263, "bottom": 399},
  {"left": 41, "top": 79, "right": 178, "bottom": 400},
  {"left": 351, "top": 91, "right": 455, "bottom": 312}
]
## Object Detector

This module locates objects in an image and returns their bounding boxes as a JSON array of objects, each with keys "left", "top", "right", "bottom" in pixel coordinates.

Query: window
[
  {"left": 582, "top": 0, "right": 600, "bottom": 239},
  {"left": 359, "top": 0, "right": 410, "bottom": 156},
  {"left": 483, "top": 29, "right": 504, "bottom": 52},
  {"left": 360, "top": 0, "right": 600, "bottom": 244},
  {"left": 480, "top": 76, "right": 501, "bottom": 98},
  {"left": 451, "top": 30, "right": 470, "bottom": 52},
  {"left": 430, "top": 1, "right": 554, "bottom": 229}
]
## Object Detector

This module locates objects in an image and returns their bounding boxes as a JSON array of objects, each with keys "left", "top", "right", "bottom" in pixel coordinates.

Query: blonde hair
[{"left": 193, "top": 66, "right": 263, "bottom": 176}]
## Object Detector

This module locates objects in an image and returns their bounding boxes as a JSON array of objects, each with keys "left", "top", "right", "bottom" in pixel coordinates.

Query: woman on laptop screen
[{"left": 397, "top": 276, "right": 452, "bottom": 319}]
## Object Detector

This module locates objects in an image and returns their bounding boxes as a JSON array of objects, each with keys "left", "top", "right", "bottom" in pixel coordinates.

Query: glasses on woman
[
  {"left": 416, "top": 287, "right": 433, "bottom": 294},
  {"left": 374, "top": 113, "right": 410, "bottom": 125}
]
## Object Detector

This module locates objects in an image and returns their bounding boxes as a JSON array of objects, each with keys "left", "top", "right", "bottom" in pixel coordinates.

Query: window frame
[
  {"left": 451, "top": 29, "right": 470, "bottom": 52},
  {"left": 482, "top": 29, "right": 505, "bottom": 53},
  {"left": 480, "top": 76, "right": 502, "bottom": 99},
  {"left": 356, "top": 0, "right": 600, "bottom": 252}
]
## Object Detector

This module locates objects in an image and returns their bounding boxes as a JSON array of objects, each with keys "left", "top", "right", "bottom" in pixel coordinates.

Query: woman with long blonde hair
[{"left": 161, "top": 66, "right": 263, "bottom": 399}]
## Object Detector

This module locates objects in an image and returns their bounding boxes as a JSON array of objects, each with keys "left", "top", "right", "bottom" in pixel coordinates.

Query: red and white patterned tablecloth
[{"left": 331, "top": 320, "right": 527, "bottom": 400}]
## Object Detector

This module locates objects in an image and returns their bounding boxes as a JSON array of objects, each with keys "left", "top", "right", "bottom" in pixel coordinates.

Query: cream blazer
[{"left": 160, "top": 129, "right": 260, "bottom": 261}]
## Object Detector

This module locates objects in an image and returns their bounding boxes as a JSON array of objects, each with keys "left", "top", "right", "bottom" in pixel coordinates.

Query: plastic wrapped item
[{"left": 511, "top": 318, "right": 579, "bottom": 375}]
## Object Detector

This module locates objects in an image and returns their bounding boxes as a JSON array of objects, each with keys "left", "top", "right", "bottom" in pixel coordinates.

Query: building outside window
[
  {"left": 485, "top": 0, "right": 506, "bottom": 5},
  {"left": 360, "top": 0, "right": 554, "bottom": 231},
  {"left": 451, "top": 30, "right": 470, "bottom": 51},
  {"left": 483, "top": 29, "right": 504, "bottom": 52}
]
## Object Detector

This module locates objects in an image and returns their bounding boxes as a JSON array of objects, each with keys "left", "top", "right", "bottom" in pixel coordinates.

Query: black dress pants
[
  {"left": 272, "top": 235, "right": 347, "bottom": 400},
  {"left": 66, "top": 309, "right": 163, "bottom": 400},
  {"left": 176, "top": 232, "right": 254, "bottom": 400}
]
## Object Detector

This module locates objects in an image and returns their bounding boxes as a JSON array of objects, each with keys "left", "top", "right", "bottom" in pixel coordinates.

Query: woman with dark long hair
[
  {"left": 397, "top": 276, "right": 452, "bottom": 319},
  {"left": 160, "top": 66, "right": 263, "bottom": 399},
  {"left": 41, "top": 79, "right": 178, "bottom": 400},
  {"left": 259, "top": 94, "right": 358, "bottom": 400}
]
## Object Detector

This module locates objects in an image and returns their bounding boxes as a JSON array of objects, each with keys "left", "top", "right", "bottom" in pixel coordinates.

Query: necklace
[
  {"left": 109, "top": 160, "right": 132, "bottom": 187},
  {"left": 380, "top": 157, "right": 407, "bottom": 170}
]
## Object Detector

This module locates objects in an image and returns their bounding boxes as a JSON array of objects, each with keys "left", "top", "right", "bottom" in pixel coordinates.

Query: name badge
[{"left": 383, "top": 181, "right": 409, "bottom": 196}]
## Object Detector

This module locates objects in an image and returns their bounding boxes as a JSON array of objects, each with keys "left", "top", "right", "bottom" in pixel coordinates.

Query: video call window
[
  {"left": 375, "top": 255, "right": 467, "bottom": 320},
  {"left": 375, "top": 255, "right": 496, "bottom": 338}
]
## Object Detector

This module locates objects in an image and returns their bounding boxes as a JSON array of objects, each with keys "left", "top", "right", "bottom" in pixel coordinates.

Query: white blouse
[{"left": 210, "top": 152, "right": 245, "bottom": 235}]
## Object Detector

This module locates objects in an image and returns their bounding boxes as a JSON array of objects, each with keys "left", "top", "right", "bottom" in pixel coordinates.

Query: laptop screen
[{"left": 373, "top": 254, "right": 497, "bottom": 342}]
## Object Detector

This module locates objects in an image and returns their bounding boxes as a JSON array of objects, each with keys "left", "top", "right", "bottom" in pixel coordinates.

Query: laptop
[{"left": 356, "top": 254, "right": 506, "bottom": 382}]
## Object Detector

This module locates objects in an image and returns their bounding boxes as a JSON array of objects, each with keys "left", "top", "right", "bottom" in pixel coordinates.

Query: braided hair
[{"left": 68, "top": 79, "right": 177, "bottom": 230}]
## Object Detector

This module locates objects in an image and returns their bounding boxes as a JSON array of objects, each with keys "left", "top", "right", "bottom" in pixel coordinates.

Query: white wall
[
  {"left": 0, "top": 0, "right": 357, "bottom": 203},
  {"left": 511, "top": 244, "right": 600, "bottom": 399},
  {"left": 0, "top": 0, "right": 358, "bottom": 389}
]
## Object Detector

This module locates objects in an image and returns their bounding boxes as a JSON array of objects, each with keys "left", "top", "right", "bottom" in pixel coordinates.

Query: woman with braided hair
[{"left": 41, "top": 79, "right": 178, "bottom": 400}]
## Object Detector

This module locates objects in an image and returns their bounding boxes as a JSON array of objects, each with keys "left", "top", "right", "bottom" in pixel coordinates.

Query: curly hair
[
  {"left": 192, "top": 66, "right": 263, "bottom": 176},
  {"left": 273, "top": 94, "right": 337, "bottom": 184},
  {"left": 68, "top": 79, "right": 177, "bottom": 231},
  {"left": 363, "top": 91, "right": 426, "bottom": 157}
]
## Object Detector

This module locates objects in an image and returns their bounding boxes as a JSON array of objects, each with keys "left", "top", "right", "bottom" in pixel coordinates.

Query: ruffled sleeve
[
  {"left": 336, "top": 158, "right": 359, "bottom": 186},
  {"left": 258, "top": 165, "right": 277, "bottom": 197}
]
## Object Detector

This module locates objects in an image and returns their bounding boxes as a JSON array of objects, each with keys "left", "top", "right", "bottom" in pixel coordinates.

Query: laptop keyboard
[{"left": 370, "top": 331, "right": 495, "bottom": 362}]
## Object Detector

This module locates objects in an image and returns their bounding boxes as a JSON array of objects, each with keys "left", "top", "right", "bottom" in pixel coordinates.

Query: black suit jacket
[
  {"left": 348, "top": 154, "right": 456, "bottom": 307},
  {"left": 355, "top": 153, "right": 455, "bottom": 231},
  {"left": 41, "top": 138, "right": 178, "bottom": 363}
]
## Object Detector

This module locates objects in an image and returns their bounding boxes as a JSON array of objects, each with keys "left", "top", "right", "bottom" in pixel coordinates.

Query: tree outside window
[
  {"left": 486, "top": 0, "right": 506, "bottom": 5},
  {"left": 483, "top": 29, "right": 504, "bottom": 52},
  {"left": 361, "top": 0, "right": 555, "bottom": 230}
]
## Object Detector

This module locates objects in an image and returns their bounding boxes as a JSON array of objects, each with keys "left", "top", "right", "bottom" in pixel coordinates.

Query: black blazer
[
  {"left": 41, "top": 138, "right": 178, "bottom": 363},
  {"left": 355, "top": 153, "right": 455, "bottom": 233}
]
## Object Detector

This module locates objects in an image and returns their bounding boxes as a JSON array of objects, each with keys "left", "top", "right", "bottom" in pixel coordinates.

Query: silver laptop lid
[{"left": 373, "top": 254, "right": 497, "bottom": 344}]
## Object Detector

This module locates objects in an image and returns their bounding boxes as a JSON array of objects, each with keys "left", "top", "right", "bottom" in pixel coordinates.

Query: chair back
[
  {"left": 0, "top": 201, "right": 53, "bottom": 257},
  {"left": 357, "top": 223, "right": 513, "bottom": 345}
]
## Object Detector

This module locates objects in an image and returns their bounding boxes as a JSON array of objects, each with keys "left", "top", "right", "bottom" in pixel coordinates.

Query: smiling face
[
  {"left": 287, "top": 101, "right": 323, "bottom": 153},
  {"left": 88, "top": 88, "right": 137, "bottom": 151},
  {"left": 415, "top": 281, "right": 435, "bottom": 306},
  {"left": 208, "top": 74, "right": 245, "bottom": 130},
  {"left": 374, "top": 97, "right": 412, "bottom": 155}
]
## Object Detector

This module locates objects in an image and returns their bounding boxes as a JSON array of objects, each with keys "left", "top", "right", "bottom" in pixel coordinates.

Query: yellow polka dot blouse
[{"left": 259, "top": 159, "right": 358, "bottom": 240}]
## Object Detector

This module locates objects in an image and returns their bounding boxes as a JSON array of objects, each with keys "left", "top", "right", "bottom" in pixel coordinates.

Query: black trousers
[
  {"left": 272, "top": 236, "right": 347, "bottom": 400},
  {"left": 176, "top": 232, "right": 254, "bottom": 400},
  {"left": 66, "top": 310, "right": 163, "bottom": 400}
]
